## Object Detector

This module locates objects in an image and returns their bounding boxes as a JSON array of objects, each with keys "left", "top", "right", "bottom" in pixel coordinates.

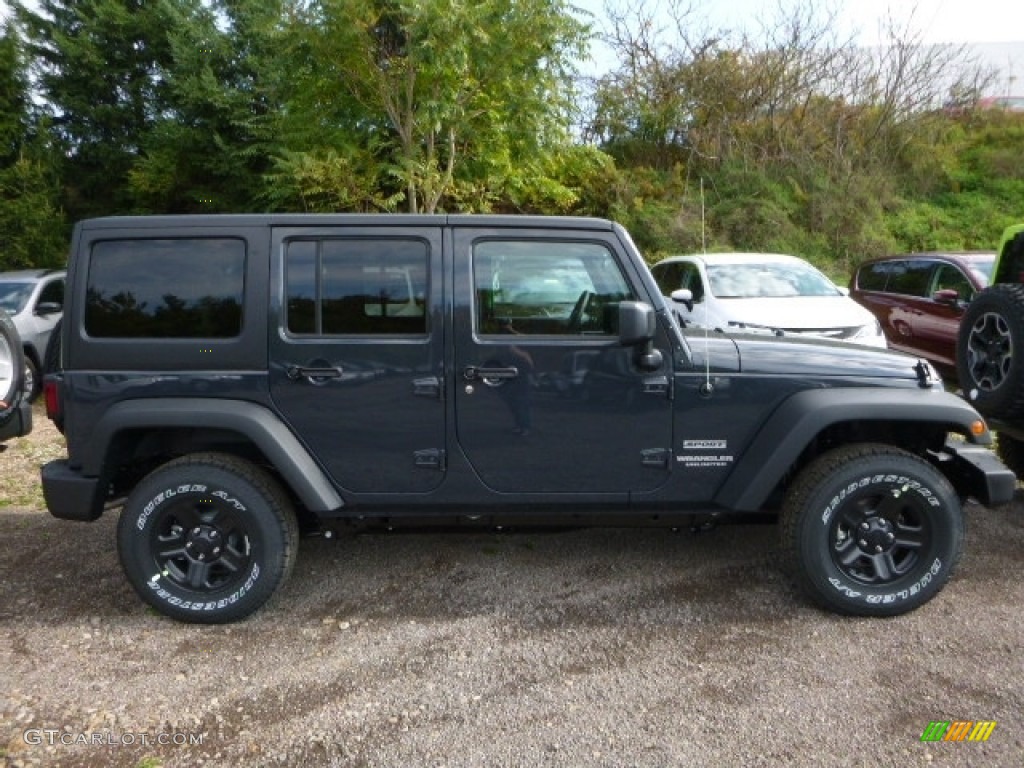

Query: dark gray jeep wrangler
[{"left": 41, "top": 215, "right": 1015, "bottom": 623}]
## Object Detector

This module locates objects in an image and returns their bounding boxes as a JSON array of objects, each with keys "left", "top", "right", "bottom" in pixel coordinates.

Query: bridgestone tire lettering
[
  {"left": 782, "top": 443, "right": 964, "bottom": 617},
  {"left": 117, "top": 453, "right": 298, "bottom": 624}
]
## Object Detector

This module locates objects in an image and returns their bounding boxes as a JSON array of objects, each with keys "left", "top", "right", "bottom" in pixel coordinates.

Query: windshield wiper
[{"left": 726, "top": 320, "right": 786, "bottom": 337}]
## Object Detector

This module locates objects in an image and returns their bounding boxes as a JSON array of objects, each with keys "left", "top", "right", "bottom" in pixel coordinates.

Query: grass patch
[{"left": 0, "top": 403, "right": 66, "bottom": 510}]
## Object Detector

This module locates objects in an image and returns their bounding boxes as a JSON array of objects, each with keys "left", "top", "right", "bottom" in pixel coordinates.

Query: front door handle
[{"left": 463, "top": 366, "right": 519, "bottom": 384}]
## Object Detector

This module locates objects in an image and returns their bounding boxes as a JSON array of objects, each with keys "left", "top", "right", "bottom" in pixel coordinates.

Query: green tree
[
  {"left": 17, "top": 0, "right": 179, "bottom": 218},
  {"left": 131, "top": 0, "right": 291, "bottom": 212},
  {"left": 283, "top": 0, "right": 588, "bottom": 213},
  {"left": 0, "top": 20, "right": 65, "bottom": 269},
  {"left": 0, "top": 19, "right": 29, "bottom": 162}
]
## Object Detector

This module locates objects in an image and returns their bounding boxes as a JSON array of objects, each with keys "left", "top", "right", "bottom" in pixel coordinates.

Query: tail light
[{"left": 44, "top": 375, "right": 65, "bottom": 433}]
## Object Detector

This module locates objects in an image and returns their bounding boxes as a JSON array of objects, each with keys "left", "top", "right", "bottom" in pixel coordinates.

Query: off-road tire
[
  {"left": 0, "top": 310, "right": 25, "bottom": 427},
  {"left": 23, "top": 356, "right": 39, "bottom": 403},
  {"left": 957, "top": 284, "right": 1024, "bottom": 419},
  {"left": 117, "top": 453, "right": 299, "bottom": 624},
  {"left": 782, "top": 443, "right": 963, "bottom": 617}
]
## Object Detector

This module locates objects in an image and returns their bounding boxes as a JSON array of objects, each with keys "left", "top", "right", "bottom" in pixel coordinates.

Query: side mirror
[
  {"left": 36, "top": 302, "right": 62, "bottom": 316},
  {"left": 932, "top": 288, "right": 960, "bottom": 306},
  {"left": 618, "top": 301, "right": 663, "bottom": 371},
  {"left": 670, "top": 288, "right": 694, "bottom": 312},
  {"left": 619, "top": 301, "right": 656, "bottom": 346}
]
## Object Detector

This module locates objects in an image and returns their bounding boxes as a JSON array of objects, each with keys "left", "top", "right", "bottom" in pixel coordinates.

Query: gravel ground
[{"left": 1, "top": 406, "right": 1023, "bottom": 768}]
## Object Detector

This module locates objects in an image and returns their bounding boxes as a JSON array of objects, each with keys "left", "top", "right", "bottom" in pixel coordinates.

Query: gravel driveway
[{"left": 1, "top": 410, "right": 1022, "bottom": 767}]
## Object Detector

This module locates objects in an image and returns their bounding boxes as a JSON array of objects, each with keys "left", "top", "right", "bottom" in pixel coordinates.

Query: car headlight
[{"left": 852, "top": 319, "right": 886, "bottom": 343}]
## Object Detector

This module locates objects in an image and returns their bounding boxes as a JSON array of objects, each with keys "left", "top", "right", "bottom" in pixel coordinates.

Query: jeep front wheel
[
  {"left": 782, "top": 444, "right": 963, "bottom": 617},
  {"left": 957, "top": 284, "right": 1024, "bottom": 419},
  {"left": 117, "top": 453, "right": 299, "bottom": 623}
]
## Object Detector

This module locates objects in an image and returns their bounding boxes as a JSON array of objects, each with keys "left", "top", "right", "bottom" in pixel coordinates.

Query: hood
[
  {"left": 719, "top": 295, "right": 874, "bottom": 331},
  {"left": 732, "top": 334, "right": 933, "bottom": 383}
]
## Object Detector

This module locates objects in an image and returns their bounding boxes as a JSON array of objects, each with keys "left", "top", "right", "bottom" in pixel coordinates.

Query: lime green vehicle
[{"left": 958, "top": 222, "right": 1024, "bottom": 474}]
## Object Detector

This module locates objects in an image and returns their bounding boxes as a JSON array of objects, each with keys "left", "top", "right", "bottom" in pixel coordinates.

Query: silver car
[{"left": 0, "top": 269, "right": 66, "bottom": 400}]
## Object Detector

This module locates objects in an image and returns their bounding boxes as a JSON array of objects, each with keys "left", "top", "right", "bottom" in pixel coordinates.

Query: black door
[
  {"left": 451, "top": 227, "right": 673, "bottom": 495},
  {"left": 269, "top": 226, "right": 445, "bottom": 493}
]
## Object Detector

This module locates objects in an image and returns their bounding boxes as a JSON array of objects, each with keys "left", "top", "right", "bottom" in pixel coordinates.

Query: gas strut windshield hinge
[{"left": 914, "top": 360, "right": 934, "bottom": 388}]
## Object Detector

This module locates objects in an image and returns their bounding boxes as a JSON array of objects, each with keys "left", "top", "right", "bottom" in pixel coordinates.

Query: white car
[
  {"left": 0, "top": 269, "right": 66, "bottom": 399},
  {"left": 650, "top": 252, "right": 886, "bottom": 347}
]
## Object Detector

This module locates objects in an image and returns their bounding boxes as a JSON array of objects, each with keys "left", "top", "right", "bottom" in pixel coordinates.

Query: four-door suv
[
  {"left": 0, "top": 269, "right": 66, "bottom": 400},
  {"left": 850, "top": 252, "right": 996, "bottom": 378},
  {"left": 41, "top": 214, "right": 1014, "bottom": 623}
]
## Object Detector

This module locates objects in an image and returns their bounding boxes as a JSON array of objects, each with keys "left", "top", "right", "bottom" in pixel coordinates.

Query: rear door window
[
  {"left": 285, "top": 238, "right": 428, "bottom": 336},
  {"left": 882, "top": 260, "right": 935, "bottom": 297},
  {"left": 856, "top": 262, "right": 900, "bottom": 291}
]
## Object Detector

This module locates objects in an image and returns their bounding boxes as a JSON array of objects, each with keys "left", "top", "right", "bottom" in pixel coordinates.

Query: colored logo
[{"left": 920, "top": 721, "right": 997, "bottom": 742}]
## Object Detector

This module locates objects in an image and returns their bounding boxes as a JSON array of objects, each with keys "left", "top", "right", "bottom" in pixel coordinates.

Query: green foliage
[
  {"left": 129, "top": 0, "right": 291, "bottom": 213},
  {"left": 264, "top": 147, "right": 402, "bottom": 212},
  {"left": 0, "top": 19, "right": 66, "bottom": 269},
  {"left": 0, "top": 20, "right": 29, "bottom": 161},
  {"left": 2, "top": 0, "right": 1024, "bottom": 276},
  {"left": 286, "top": 0, "right": 588, "bottom": 213},
  {"left": 0, "top": 150, "right": 67, "bottom": 270},
  {"left": 18, "top": 0, "right": 182, "bottom": 217}
]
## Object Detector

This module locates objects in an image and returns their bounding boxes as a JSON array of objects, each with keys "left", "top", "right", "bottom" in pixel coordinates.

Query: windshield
[
  {"left": 965, "top": 254, "right": 996, "bottom": 286},
  {"left": 0, "top": 282, "right": 33, "bottom": 314},
  {"left": 706, "top": 262, "right": 841, "bottom": 299}
]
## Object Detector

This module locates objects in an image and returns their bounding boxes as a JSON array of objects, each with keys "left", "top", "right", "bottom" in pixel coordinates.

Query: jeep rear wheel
[
  {"left": 782, "top": 444, "right": 963, "bottom": 617},
  {"left": 117, "top": 453, "right": 299, "bottom": 623},
  {"left": 957, "top": 284, "right": 1024, "bottom": 419}
]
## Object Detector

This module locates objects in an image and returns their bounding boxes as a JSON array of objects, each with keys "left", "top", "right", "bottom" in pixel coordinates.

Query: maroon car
[{"left": 850, "top": 251, "right": 996, "bottom": 377}]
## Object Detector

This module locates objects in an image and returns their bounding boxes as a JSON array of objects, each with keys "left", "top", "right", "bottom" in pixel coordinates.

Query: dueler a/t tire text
[
  {"left": 117, "top": 453, "right": 299, "bottom": 623},
  {"left": 782, "top": 443, "right": 963, "bottom": 617}
]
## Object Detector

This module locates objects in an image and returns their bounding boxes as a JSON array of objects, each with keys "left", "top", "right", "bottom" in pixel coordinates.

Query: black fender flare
[
  {"left": 87, "top": 398, "right": 344, "bottom": 512},
  {"left": 714, "top": 388, "right": 992, "bottom": 512}
]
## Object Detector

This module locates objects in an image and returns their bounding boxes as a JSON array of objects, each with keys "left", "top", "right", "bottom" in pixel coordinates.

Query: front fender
[{"left": 715, "top": 388, "right": 993, "bottom": 512}]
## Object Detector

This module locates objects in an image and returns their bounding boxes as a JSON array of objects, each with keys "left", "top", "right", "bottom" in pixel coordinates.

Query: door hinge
[
  {"left": 414, "top": 448, "right": 447, "bottom": 471},
  {"left": 413, "top": 376, "right": 443, "bottom": 399},
  {"left": 641, "top": 448, "right": 671, "bottom": 469},
  {"left": 642, "top": 375, "right": 672, "bottom": 398}
]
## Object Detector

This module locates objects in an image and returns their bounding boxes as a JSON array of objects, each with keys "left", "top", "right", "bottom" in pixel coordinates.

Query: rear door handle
[{"left": 286, "top": 365, "right": 343, "bottom": 382}]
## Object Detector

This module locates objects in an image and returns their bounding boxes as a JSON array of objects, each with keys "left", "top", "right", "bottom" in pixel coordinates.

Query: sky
[
  {"left": 574, "top": 0, "right": 1024, "bottom": 46},
  {"left": 573, "top": 0, "right": 1024, "bottom": 94}
]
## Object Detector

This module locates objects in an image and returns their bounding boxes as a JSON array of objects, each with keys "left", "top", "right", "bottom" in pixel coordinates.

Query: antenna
[
  {"left": 700, "top": 177, "right": 707, "bottom": 254},
  {"left": 700, "top": 177, "right": 712, "bottom": 396}
]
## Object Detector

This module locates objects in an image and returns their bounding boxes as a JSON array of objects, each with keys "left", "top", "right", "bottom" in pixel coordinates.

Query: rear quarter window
[{"left": 85, "top": 239, "right": 245, "bottom": 338}]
